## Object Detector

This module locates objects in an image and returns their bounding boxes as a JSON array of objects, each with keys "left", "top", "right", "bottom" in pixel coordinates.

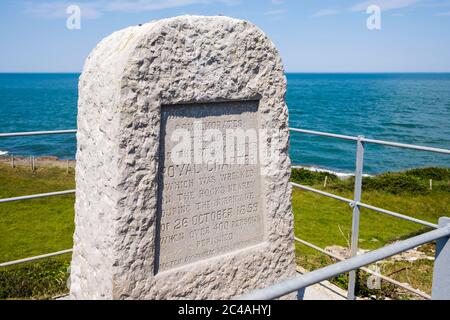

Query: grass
[
  {"left": 0, "top": 163, "right": 74, "bottom": 299},
  {"left": 0, "top": 256, "right": 71, "bottom": 300},
  {"left": 0, "top": 164, "right": 75, "bottom": 263},
  {"left": 0, "top": 163, "right": 448, "bottom": 299}
]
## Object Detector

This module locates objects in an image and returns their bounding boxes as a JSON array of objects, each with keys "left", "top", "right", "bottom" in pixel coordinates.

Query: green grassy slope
[
  {"left": 0, "top": 164, "right": 74, "bottom": 299},
  {"left": 0, "top": 164, "right": 75, "bottom": 263},
  {"left": 0, "top": 164, "right": 448, "bottom": 299}
]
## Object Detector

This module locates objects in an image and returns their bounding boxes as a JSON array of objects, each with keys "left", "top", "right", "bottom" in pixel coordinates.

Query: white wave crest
[
  {"left": 0, "top": 150, "right": 8, "bottom": 156},
  {"left": 292, "top": 165, "right": 372, "bottom": 180}
]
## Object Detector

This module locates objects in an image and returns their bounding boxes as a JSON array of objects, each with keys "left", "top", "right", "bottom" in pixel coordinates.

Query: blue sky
[{"left": 1, "top": 0, "right": 450, "bottom": 72}]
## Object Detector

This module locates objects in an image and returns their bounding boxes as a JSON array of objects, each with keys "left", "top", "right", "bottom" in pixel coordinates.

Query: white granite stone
[{"left": 70, "top": 15, "right": 296, "bottom": 300}]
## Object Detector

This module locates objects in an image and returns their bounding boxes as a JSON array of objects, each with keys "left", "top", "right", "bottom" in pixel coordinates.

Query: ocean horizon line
[
  {"left": 2, "top": 71, "right": 450, "bottom": 75},
  {"left": 1, "top": 72, "right": 448, "bottom": 174}
]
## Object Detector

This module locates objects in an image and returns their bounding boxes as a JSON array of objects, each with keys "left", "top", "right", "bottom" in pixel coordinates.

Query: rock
[{"left": 70, "top": 15, "right": 296, "bottom": 300}]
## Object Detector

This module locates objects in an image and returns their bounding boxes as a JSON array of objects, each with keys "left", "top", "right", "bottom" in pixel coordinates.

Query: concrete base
[{"left": 296, "top": 267, "right": 349, "bottom": 300}]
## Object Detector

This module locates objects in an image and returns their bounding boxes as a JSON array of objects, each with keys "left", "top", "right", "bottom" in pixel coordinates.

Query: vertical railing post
[
  {"left": 347, "top": 135, "right": 365, "bottom": 300},
  {"left": 431, "top": 217, "right": 450, "bottom": 300}
]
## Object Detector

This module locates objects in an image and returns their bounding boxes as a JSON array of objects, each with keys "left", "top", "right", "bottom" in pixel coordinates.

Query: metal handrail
[
  {"left": 237, "top": 225, "right": 450, "bottom": 300},
  {"left": 0, "top": 129, "right": 77, "bottom": 138},
  {"left": 291, "top": 182, "right": 438, "bottom": 229},
  {"left": 0, "top": 249, "right": 73, "bottom": 268},
  {"left": 0, "top": 129, "right": 77, "bottom": 205},
  {"left": 2, "top": 128, "right": 448, "bottom": 153},
  {"left": 294, "top": 237, "right": 431, "bottom": 300},
  {"left": 0, "top": 127, "right": 449, "bottom": 299},
  {"left": 0, "top": 190, "right": 76, "bottom": 204},
  {"left": 292, "top": 183, "right": 352, "bottom": 203},
  {"left": 355, "top": 201, "right": 438, "bottom": 229},
  {"left": 290, "top": 128, "right": 358, "bottom": 142},
  {"left": 0, "top": 129, "right": 77, "bottom": 269},
  {"left": 362, "top": 137, "right": 450, "bottom": 154},
  {"left": 290, "top": 128, "right": 450, "bottom": 154},
  {"left": 290, "top": 128, "right": 449, "bottom": 299}
]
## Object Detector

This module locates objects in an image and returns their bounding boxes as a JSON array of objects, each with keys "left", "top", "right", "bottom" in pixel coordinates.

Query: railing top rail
[
  {"left": 236, "top": 224, "right": 450, "bottom": 300},
  {"left": 0, "top": 129, "right": 77, "bottom": 138},
  {"left": 290, "top": 128, "right": 358, "bottom": 141},
  {"left": 291, "top": 182, "right": 439, "bottom": 229},
  {"left": 362, "top": 137, "right": 450, "bottom": 154},
  {"left": 294, "top": 237, "right": 432, "bottom": 300},
  {"left": 1, "top": 128, "right": 448, "bottom": 154},
  {"left": 0, "top": 190, "right": 76, "bottom": 204},
  {"left": 0, "top": 249, "right": 73, "bottom": 268},
  {"left": 290, "top": 128, "right": 450, "bottom": 155}
]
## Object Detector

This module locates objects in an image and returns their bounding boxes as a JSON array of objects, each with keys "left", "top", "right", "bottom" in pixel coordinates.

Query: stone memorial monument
[{"left": 70, "top": 15, "right": 296, "bottom": 300}]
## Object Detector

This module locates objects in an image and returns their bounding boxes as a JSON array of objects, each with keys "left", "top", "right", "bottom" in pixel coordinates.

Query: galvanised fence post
[
  {"left": 348, "top": 135, "right": 365, "bottom": 300},
  {"left": 431, "top": 217, "right": 450, "bottom": 300}
]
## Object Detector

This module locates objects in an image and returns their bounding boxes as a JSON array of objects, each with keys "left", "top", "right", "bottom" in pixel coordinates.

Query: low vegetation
[
  {"left": 0, "top": 164, "right": 74, "bottom": 299},
  {"left": 0, "top": 257, "right": 70, "bottom": 300},
  {"left": 0, "top": 163, "right": 448, "bottom": 299}
]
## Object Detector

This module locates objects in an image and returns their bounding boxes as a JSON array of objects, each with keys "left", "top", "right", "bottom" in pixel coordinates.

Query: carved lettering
[{"left": 156, "top": 101, "right": 264, "bottom": 272}]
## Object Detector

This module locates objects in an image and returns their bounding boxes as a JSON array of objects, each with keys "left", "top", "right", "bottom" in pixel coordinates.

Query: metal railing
[
  {"left": 0, "top": 129, "right": 76, "bottom": 268},
  {"left": 0, "top": 249, "right": 73, "bottom": 268},
  {"left": 291, "top": 182, "right": 438, "bottom": 229},
  {"left": 0, "top": 190, "right": 76, "bottom": 204},
  {"left": 294, "top": 237, "right": 432, "bottom": 300},
  {"left": 0, "top": 129, "right": 77, "bottom": 138},
  {"left": 288, "top": 128, "right": 450, "bottom": 300},
  {"left": 238, "top": 221, "right": 450, "bottom": 300},
  {"left": 1, "top": 128, "right": 449, "bottom": 300},
  {"left": 289, "top": 128, "right": 450, "bottom": 154}
]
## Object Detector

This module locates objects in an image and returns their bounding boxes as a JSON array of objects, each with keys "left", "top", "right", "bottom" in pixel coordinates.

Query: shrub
[
  {"left": 404, "top": 167, "right": 450, "bottom": 181},
  {"left": 363, "top": 173, "right": 428, "bottom": 194},
  {"left": 291, "top": 168, "right": 339, "bottom": 185},
  {"left": 291, "top": 167, "right": 448, "bottom": 195}
]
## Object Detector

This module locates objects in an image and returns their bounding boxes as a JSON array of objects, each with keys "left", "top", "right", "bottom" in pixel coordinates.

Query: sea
[{"left": 0, "top": 73, "right": 449, "bottom": 175}]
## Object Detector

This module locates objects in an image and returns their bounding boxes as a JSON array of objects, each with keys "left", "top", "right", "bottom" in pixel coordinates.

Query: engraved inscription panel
[{"left": 156, "top": 101, "right": 264, "bottom": 272}]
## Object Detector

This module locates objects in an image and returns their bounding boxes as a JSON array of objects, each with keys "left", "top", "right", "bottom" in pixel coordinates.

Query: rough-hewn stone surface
[{"left": 70, "top": 15, "right": 296, "bottom": 300}]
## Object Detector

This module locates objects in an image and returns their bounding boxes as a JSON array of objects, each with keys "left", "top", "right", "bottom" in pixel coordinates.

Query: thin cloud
[
  {"left": 24, "top": 0, "right": 238, "bottom": 19},
  {"left": 435, "top": 11, "right": 450, "bottom": 16},
  {"left": 104, "top": 0, "right": 209, "bottom": 13},
  {"left": 24, "top": 1, "right": 102, "bottom": 19},
  {"left": 217, "top": 0, "right": 241, "bottom": 6},
  {"left": 265, "top": 9, "right": 287, "bottom": 15},
  {"left": 312, "top": 9, "right": 339, "bottom": 17},
  {"left": 349, "top": 0, "right": 420, "bottom": 12},
  {"left": 420, "top": 0, "right": 450, "bottom": 8}
]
